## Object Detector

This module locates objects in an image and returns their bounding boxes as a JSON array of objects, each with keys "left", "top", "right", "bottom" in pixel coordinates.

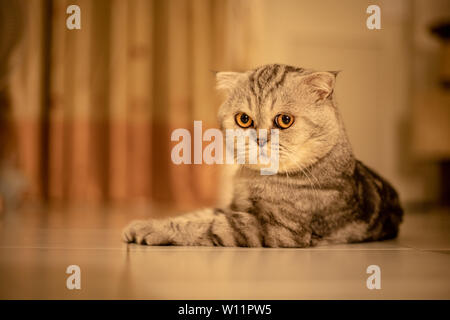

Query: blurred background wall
[{"left": 0, "top": 0, "right": 449, "bottom": 214}]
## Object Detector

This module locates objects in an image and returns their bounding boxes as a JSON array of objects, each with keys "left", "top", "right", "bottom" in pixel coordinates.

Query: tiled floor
[{"left": 0, "top": 205, "right": 449, "bottom": 299}]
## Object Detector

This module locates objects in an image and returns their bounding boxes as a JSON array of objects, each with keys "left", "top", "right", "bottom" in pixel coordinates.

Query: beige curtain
[{"left": 7, "top": 0, "right": 259, "bottom": 210}]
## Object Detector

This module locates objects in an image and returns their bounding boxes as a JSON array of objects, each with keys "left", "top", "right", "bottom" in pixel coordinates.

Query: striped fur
[{"left": 123, "top": 64, "right": 403, "bottom": 247}]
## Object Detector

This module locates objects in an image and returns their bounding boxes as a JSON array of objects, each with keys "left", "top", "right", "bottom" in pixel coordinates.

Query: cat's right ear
[{"left": 215, "top": 72, "right": 242, "bottom": 93}]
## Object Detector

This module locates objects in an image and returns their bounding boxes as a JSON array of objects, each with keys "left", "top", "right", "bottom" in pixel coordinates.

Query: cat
[{"left": 122, "top": 64, "right": 403, "bottom": 247}]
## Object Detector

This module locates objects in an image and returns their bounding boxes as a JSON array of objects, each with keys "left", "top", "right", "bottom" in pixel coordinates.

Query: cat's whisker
[
  {"left": 279, "top": 146, "right": 321, "bottom": 200},
  {"left": 301, "top": 163, "right": 322, "bottom": 190}
]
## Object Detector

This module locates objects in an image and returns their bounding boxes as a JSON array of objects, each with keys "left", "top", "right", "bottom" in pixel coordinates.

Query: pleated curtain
[{"left": 8, "top": 0, "right": 260, "bottom": 209}]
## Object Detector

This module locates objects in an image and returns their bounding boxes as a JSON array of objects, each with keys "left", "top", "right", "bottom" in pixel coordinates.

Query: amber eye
[
  {"left": 235, "top": 112, "right": 253, "bottom": 128},
  {"left": 274, "top": 114, "right": 294, "bottom": 129}
]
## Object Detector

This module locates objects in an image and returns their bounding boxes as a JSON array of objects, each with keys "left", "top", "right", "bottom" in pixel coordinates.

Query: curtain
[{"left": 6, "top": 0, "right": 260, "bottom": 210}]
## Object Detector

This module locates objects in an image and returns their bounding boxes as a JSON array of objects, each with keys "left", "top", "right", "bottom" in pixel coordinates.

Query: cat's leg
[{"left": 122, "top": 208, "right": 263, "bottom": 247}]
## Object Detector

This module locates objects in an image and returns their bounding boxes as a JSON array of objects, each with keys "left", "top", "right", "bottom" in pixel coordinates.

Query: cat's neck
[{"left": 306, "top": 126, "right": 355, "bottom": 180}]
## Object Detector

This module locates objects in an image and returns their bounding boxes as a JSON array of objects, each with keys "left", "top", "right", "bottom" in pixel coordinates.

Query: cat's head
[{"left": 217, "top": 64, "right": 342, "bottom": 174}]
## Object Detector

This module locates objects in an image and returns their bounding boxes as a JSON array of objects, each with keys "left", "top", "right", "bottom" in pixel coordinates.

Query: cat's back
[{"left": 353, "top": 160, "right": 403, "bottom": 240}]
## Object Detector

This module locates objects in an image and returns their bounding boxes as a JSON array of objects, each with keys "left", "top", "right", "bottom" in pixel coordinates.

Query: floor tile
[{"left": 0, "top": 206, "right": 449, "bottom": 299}]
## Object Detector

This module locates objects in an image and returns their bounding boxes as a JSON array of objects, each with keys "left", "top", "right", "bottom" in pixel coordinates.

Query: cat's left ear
[
  {"left": 302, "top": 71, "right": 338, "bottom": 102},
  {"left": 215, "top": 71, "right": 242, "bottom": 93}
]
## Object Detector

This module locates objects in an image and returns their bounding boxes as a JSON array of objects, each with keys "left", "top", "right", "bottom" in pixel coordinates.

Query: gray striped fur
[{"left": 123, "top": 64, "right": 403, "bottom": 247}]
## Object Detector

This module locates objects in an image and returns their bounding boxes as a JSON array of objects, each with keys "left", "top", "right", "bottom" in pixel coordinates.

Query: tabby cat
[{"left": 123, "top": 64, "right": 403, "bottom": 247}]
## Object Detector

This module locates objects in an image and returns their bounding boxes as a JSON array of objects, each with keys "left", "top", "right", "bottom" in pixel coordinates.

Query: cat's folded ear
[
  {"left": 302, "top": 71, "right": 338, "bottom": 102},
  {"left": 215, "top": 71, "right": 243, "bottom": 93}
]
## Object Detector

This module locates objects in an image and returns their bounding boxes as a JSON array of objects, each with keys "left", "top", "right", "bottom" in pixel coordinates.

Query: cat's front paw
[{"left": 122, "top": 220, "right": 157, "bottom": 245}]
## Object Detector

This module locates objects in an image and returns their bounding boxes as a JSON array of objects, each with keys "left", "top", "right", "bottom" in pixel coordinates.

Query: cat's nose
[{"left": 256, "top": 137, "right": 268, "bottom": 147}]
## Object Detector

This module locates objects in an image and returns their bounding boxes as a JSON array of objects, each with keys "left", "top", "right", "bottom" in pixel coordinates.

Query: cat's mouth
[{"left": 230, "top": 142, "right": 280, "bottom": 175}]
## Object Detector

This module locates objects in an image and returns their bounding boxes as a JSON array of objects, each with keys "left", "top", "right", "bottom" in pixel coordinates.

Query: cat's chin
[{"left": 241, "top": 162, "right": 306, "bottom": 175}]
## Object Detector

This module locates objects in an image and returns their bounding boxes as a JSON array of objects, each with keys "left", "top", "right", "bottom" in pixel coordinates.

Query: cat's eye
[
  {"left": 274, "top": 114, "right": 294, "bottom": 129},
  {"left": 235, "top": 112, "right": 253, "bottom": 128}
]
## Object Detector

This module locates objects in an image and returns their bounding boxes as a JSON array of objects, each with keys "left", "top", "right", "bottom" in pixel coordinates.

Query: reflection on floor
[{"left": 0, "top": 205, "right": 449, "bottom": 299}]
